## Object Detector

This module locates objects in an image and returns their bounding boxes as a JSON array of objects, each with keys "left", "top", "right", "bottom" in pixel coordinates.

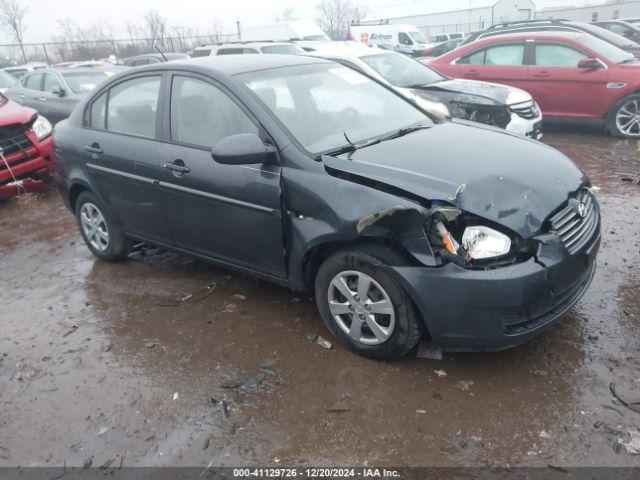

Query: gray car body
[
  {"left": 52, "top": 55, "right": 599, "bottom": 351},
  {"left": 4, "top": 67, "right": 119, "bottom": 124}
]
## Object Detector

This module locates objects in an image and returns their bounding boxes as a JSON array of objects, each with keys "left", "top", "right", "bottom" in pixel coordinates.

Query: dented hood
[
  {"left": 323, "top": 122, "right": 587, "bottom": 238},
  {"left": 411, "top": 78, "right": 531, "bottom": 107},
  {"left": 0, "top": 96, "right": 37, "bottom": 126}
]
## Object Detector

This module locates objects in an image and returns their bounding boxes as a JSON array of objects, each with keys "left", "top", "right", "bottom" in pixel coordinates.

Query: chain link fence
[{"left": 0, "top": 33, "right": 241, "bottom": 67}]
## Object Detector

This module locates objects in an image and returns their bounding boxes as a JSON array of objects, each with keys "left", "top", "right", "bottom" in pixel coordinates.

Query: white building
[
  {"left": 536, "top": 0, "right": 640, "bottom": 23},
  {"left": 370, "top": 0, "right": 537, "bottom": 38}
]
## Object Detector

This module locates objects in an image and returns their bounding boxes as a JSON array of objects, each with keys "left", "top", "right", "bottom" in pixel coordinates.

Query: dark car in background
[
  {"left": 5, "top": 67, "right": 119, "bottom": 123},
  {"left": 53, "top": 55, "right": 599, "bottom": 360},
  {"left": 122, "top": 53, "right": 190, "bottom": 67},
  {"left": 593, "top": 20, "right": 640, "bottom": 43},
  {"left": 0, "top": 94, "right": 53, "bottom": 200},
  {"left": 422, "top": 38, "right": 463, "bottom": 58},
  {"left": 461, "top": 19, "right": 640, "bottom": 57}
]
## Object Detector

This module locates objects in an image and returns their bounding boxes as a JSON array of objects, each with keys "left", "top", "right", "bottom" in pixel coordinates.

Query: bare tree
[
  {"left": 0, "top": 0, "right": 28, "bottom": 63},
  {"left": 316, "top": 0, "right": 368, "bottom": 40},
  {"left": 275, "top": 6, "right": 298, "bottom": 23},
  {"left": 142, "top": 9, "right": 168, "bottom": 51}
]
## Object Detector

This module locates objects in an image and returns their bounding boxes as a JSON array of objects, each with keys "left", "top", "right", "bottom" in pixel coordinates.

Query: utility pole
[{"left": 236, "top": 20, "right": 241, "bottom": 42}]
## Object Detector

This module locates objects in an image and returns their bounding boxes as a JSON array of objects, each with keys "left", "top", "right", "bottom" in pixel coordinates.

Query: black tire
[
  {"left": 75, "top": 191, "right": 130, "bottom": 261},
  {"left": 607, "top": 94, "right": 640, "bottom": 139},
  {"left": 314, "top": 245, "right": 422, "bottom": 361}
]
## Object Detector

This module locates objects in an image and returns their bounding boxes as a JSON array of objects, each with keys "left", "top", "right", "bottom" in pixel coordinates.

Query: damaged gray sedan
[{"left": 53, "top": 55, "right": 600, "bottom": 361}]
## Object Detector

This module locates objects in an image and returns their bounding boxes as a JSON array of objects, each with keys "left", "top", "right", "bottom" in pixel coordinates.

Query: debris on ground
[
  {"left": 434, "top": 369, "right": 447, "bottom": 378},
  {"left": 60, "top": 319, "right": 79, "bottom": 337},
  {"left": 82, "top": 457, "right": 93, "bottom": 469},
  {"left": 610, "top": 382, "right": 640, "bottom": 414},
  {"left": 99, "top": 458, "right": 114, "bottom": 470},
  {"left": 172, "top": 392, "right": 179, "bottom": 401},
  {"left": 456, "top": 381, "right": 474, "bottom": 391},
  {"left": 98, "top": 427, "right": 108, "bottom": 436},
  {"left": 416, "top": 409, "right": 427, "bottom": 415},
  {"left": 233, "top": 294, "right": 246, "bottom": 301},
  {"left": 307, "top": 334, "right": 332, "bottom": 349},
  {"left": 622, "top": 430, "right": 640, "bottom": 454},
  {"left": 202, "top": 438, "right": 210, "bottom": 451},
  {"left": 13, "top": 365, "right": 39, "bottom": 381},
  {"left": 539, "top": 430, "right": 551, "bottom": 439},
  {"left": 416, "top": 341, "right": 443, "bottom": 360},
  {"left": 154, "top": 281, "right": 217, "bottom": 307},
  {"left": 145, "top": 342, "right": 156, "bottom": 349}
]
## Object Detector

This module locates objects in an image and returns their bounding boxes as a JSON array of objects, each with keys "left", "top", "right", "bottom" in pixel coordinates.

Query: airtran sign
[{"left": 370, "top": 33, "right": 393, "bottom": 41}]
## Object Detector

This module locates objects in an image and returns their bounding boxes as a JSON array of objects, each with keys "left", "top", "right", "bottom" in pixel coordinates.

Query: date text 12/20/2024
[{"left": 232, "top": 468, "right": 401, "bottom": 478}]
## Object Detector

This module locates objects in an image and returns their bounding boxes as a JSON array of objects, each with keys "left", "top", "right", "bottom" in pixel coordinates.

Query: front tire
[
  {"left": 75, "top": 191, "right": 130, "bottom": 261},
  {"left": 607, "top": 94, "right": 640, "bottom": 138},
  {"left": 315, "top": 245, "right": 422, "bottom": 361}
]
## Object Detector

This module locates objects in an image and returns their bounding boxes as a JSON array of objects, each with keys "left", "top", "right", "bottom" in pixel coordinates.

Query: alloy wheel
[
  {"left": 327, "top": 270, "right": 396, "bottom": 345},
  {"left": 615, "top": 99, "right": 640, "bottom": 137},
  {"left": 80, "top": 202, "right": 109, "bottom": 252}
]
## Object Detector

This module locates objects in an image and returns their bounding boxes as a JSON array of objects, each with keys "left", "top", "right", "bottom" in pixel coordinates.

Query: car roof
[
  {"left": 473, "top": 30, "right": 584, "bottom": 43},
  {"left": 39, "top": 66, "right": 121, "bottom": 74},
  {"left": 195, "top": 42, "right": 296, "bottom": 50},
  {"left": 308, "top": 42, "right": 386, "bottom": 59},
  {"left": 155, "top": 54, "right": 332, "bottom": 76}
]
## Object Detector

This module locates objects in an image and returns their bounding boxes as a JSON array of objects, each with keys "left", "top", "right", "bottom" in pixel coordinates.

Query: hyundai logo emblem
[{"left": 577, "top": 202, "right": 587, "bottom": 218}]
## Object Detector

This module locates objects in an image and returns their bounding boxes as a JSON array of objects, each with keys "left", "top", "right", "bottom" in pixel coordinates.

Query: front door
[
  {"left": 526, "top": 42, "right": 609, "bottom": 119},
  {"left": 81, "top": 74, "right": 172, "bottom": 244},
  {"left": 157, "top": 73, "right": 286, "bottom": 277}
]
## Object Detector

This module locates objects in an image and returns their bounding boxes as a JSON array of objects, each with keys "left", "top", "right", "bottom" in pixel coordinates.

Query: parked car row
[{"left": 51, "top": 54, "right": 601, "bottom": 360}]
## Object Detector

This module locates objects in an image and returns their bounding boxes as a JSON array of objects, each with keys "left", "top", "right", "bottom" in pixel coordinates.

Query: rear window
[
  {"left": 579, "top": 34, "right": 635, "bottom": 63},
  {"left": 261, "top": 45, "right": 302, "bottom": 55},
  {"left": 62, "top": 71, "right": 110, "bottom": 93},
  {"left": 0, "top": 70, "right": 16, "bottom": 88},
  {"left": 191, "top": 49, "right": 211, "bottom": 57}
]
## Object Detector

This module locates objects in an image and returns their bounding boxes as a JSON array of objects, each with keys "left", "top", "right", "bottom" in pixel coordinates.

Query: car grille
[
  {"left": 509, "top": 101, "right": 539, "bottom": 120},
  {"left": 549, "top": 189, "right": 599, "bottom": 254},
  {"left": 0, "top": 127, "right": 34, "bottom": 160}
]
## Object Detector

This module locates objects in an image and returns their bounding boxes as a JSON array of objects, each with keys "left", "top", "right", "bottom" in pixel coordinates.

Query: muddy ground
[{"left": 0, "top": 126, "right": 639, "bottom": 469}]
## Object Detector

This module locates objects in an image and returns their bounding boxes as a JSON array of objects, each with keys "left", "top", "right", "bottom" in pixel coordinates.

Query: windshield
[
  {"left": 410, "top": 30, "right": 428, "bottom": 44},
  {"left": 261, "top": 44, "right": 303, "bottom": 55},
  {"left": 240, "top": 64, "right": 430, "bottom": 155},
  {"left": 361, "top": 53, "right": 444, "bottom": 88},
  {"left": 62, "top": 71, "right": 110, "bottom": 93},
  {"left": 579, "top": 34, "right": 635, "bottom": 63},
  {"left": 579, "top": 23, "right": 640, "bottom": 48},
  {"left": 0, "top": 70, "right": 16, "bottom": 88},
  {"left": 303, "top": 34, "right": 330, "bottom": 41}
]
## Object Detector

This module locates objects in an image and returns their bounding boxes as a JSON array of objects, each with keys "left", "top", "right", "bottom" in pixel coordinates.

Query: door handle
[
  {"left": 163, "top": 160, "right": 191, "bottom": 176},
  {"left": 84, "top": 143, "right": 103, "bottom": 155},
  {"left": 38, "top": 97, "right": 47, "bottom": 102},
  {"left": 18, "top": 93, "right": 24, "bottom": 98},
  {"left": 533, "top": 70, "right": 549, "bottom": 78},
  {"left": 465, "top": 69, "right": 479, "bottom": 77}
]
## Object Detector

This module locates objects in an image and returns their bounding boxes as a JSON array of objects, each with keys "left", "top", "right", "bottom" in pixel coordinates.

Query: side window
[
  {"left": 535, "top": 44, "right": 587, "bottom": 67},
  {"left": 484, "top": 44, "right": 525, "bottom": 65},
  {"left": 218, "top": 48, "right": 243, "bottom": 55},
  {"left": 191, "top": 49, "right": 211, "bottom": 57},
  {"left": 24, "top": 73, "right": 43, "bottom": 90},
  {"left": 609, "top": 23, "right": 632, "bottom": 35},
  {"left": 170, "top": 75, "right": 258, "bottom": 148},
  {"left": 242, "top": 48, "right": 259, "bottom": 54},
  {"left": 107, "top": 76, "right": 161, "bottom": 138},
  {"left": 171, "top": 76, "right": 259, "bottom": 148},
  {"left": 399, "top": 32, "right": 413, "bottom": 45},
  {"left": 90, "top": 91, "right": 107, "bottom": 129},
  {"left": 463, "top": 49, "right": 486, "bottom": 65},
  {"left": 43, "top": 73, "right": 61, "bottom": 92}
]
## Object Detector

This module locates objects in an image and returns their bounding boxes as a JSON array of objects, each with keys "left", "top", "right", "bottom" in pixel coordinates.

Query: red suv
[
  {"left": 0, "top": 94, "right": 53, "bottom": 200},
  {"left": 430, "top": 31, "right": 640, "bottom": 138}
]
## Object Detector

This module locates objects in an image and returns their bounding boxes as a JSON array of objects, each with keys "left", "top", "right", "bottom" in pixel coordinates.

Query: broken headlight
[
  {"left": 462, "top": 226, "right": 511, "bottom": 260},
  {"left": 31, "top": 115, "right": 52, "bottom": 141},
  {"left": 427, "top": 205, "right": 527, "bottom": 268}
]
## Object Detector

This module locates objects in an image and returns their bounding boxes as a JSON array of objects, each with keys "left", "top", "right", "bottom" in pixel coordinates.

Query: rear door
[
  {"left": 456, "top": 42, "right": 529, "bottom": 90},
  {"left": 527, "top": 41, "right": 609, "bottom": 119},
  {"left": 40, "top": 72, "right": 68, "bottom": 123},
  {"left": 157, "top": 72, "right": 286, "bottom": 277},
  {"left": 14, "top": 72, "right": 43, "bottom": 109},
  {"left": 81, "top": 73, "right": 172, "bottom": 244}
]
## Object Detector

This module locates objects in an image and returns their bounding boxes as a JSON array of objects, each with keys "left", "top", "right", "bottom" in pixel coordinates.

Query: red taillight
[{"left": 423, "top": 48, "right": 433, "bottom": 55}]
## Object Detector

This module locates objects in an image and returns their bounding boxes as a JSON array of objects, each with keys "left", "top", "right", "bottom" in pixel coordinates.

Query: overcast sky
[{"left": 7, "top": 0, "right": 596, "bottom": 44}]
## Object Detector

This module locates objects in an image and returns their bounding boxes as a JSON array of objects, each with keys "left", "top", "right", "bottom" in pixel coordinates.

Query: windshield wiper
[
  {"left": 379, "top": 124, "right": 431, "bottom": 142},
  {"left": 320, "top": 125, "right": 431, "bottom": 159}
]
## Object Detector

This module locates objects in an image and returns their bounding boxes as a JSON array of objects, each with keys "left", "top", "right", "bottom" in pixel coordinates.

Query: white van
[
  {"left": 241, "top": 21, "right": 331, "bottom": 50},
  {"left": 347, "top": 24, "right": 431, "bottom": 56}
]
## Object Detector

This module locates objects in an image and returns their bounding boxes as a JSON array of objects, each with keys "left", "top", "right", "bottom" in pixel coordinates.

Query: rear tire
[
  {"left": 315, "top": 245, "right": 422, "bottom": 361},
  {"left": 607, "top": 94, "right": 640, "bottom": 138},
  {"left": 75, "top": 191, "right": 130, "bottom": 261}
]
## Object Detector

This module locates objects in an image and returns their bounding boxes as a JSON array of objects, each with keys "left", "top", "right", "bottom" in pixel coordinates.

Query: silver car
[{"left": 4, "top": 67, "right": 120, "bottom": 124}]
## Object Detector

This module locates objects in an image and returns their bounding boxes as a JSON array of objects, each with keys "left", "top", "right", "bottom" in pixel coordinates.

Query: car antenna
[{"left": 154, "top": 45, "right": 168, "bottom": 62}]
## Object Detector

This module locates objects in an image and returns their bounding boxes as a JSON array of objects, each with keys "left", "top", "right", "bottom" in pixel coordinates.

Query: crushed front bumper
[
  {"left": 387, "top": 229, "right": 600, "bottom": 351},
  {"left": 0, "top": 134, "right": 53, "bottom": 200}
]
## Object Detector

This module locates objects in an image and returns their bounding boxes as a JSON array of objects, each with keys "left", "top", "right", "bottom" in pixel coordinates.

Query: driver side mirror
[
  {"left": 578, "top": 58, "right": 603, "bottom": 70},
  {"left": 211, "top": 133, "right": 276, "bottom": 165},
  {"left": 52, "top": 86, "right": 66, "bottom": 97}
]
